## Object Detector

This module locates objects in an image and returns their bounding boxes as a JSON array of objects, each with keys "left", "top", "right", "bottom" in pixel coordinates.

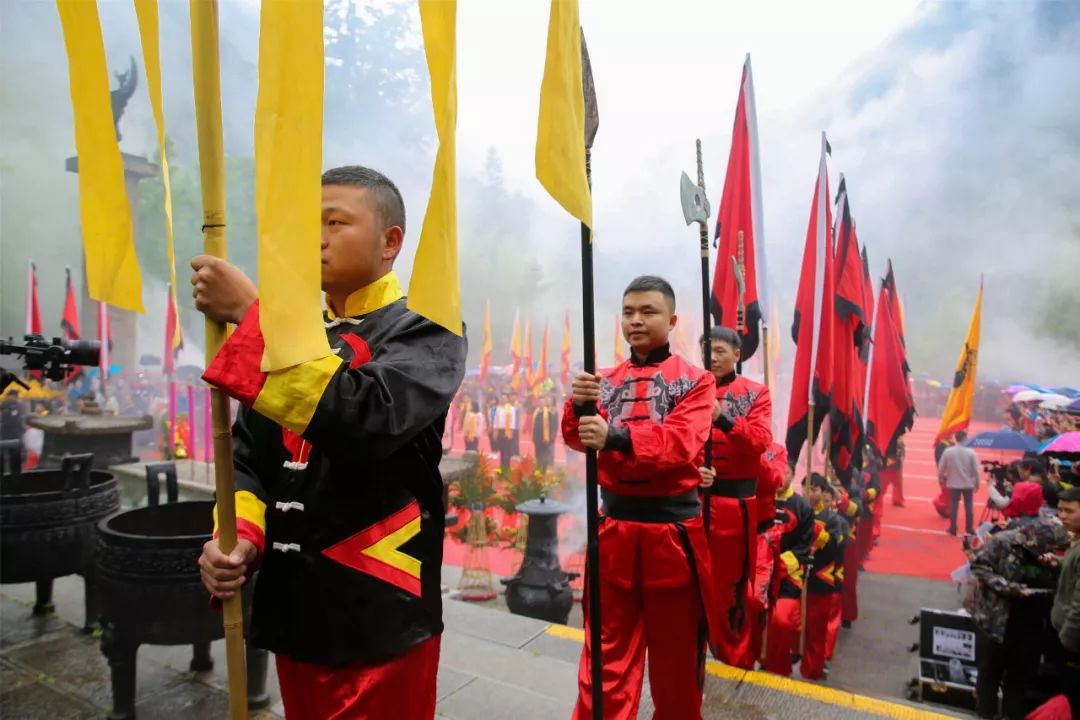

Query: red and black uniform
[
  {"left": 707, "top": 371, "right": 772, "bottom": 668},
  {"left": 746, "top": 443, "right": 787, "bottom": 665},
  {"left": 803, "top": 505, "right": 848, "bottom": 680},
  {"left": 563, "top": 344, "right": 718, "bottom": 720},
  {"left": 203, "top": 272, "right": 466, "bottom": 719},
  {"left": 763, "top": 484, "right": 815, "bottom": 677},
  {"left": 832, "top": 487, "right": 860, "bottom": 652}
]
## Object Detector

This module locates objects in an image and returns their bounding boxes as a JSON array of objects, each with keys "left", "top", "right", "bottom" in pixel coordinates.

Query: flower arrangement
[{"left": 448, "top": 453, "right": 499, "bottom": 544}]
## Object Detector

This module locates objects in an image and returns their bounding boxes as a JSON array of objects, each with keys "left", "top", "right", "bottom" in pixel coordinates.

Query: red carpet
[
  {"left": 442, "top": 416, "right": 1019, "bottom": 584},
  {"left": 864, "top": 416, "right": 1021, "bottom": 581}
]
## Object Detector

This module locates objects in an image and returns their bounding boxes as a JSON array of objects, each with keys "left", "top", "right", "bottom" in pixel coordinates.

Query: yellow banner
[
  {"left": 535, "top": 0, "right": 591, "bottom": 228},
  {"left": 936, "top": 281, "right": 983, "bottom": 444},
  {"left": 409, "top": 0, "right": 462, "bottom": 336},
  {"left": 135, "top": 0, "right": 181, "bottom": 349},
  {"left": 57, "top": 0, "right": 143, "bottom": 312},
  {"left": 254, "top": 0, "right": 330, "bottom": 371}
]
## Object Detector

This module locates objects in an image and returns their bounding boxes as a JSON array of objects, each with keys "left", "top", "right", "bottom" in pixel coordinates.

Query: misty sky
[{"left": 2, "top": 0, "right": 1079, "bottom": 390}]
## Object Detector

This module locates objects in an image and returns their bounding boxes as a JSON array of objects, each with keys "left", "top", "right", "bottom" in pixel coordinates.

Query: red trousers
[
  {"left": 825, "top": 588, "right": 843, "bottom": 661},
  {"left": 747, "top": 533, "right": 777, "bottom": 665},
  {"left": 802, "top": 594, "right": 840, "bottom": 680},
  {"left": 881, "top": 467, "right": 904, "bottom": 506},
  {"left": 708, "top": 495, "right": 757, "bottom": 668},
  {"left": 763, "top": 596, "right": 801, "bottom": 676},
  {"left": 573, "top": 516, "right": 714, "bottom": 720},
  {"left": 841, "top": 534, "right": 861, "bottom": 623},
  {"left": 276, "top": 635, "right": 440, "bottom": 720}
]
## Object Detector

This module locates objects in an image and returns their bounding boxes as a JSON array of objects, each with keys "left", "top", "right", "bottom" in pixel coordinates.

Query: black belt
[
  {"left": 602, "top": 490, "right": 700, "bottom": 523},
  {"left": 709, "top": 478, "right": 757, "bottom": 499}
]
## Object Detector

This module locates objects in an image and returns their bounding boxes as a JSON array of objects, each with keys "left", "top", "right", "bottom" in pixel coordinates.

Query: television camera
[{"left": 0, "top": 334, "right": 101, "bottom": 394}]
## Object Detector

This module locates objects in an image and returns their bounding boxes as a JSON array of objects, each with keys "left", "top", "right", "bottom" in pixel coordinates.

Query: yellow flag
[
  {"left": 134, "top": 0, "right": 181, "bottom": 347},
  {"left": 409, "top": 0, "right": 461, "bottom": 336},
  {"left": 936, "top": 281, "right": 983, "bottom": 444},
  {"left": 510, "top": 310, "right": 522, "bottom": 391},
  {"left": 56, "top": 0, "right": 143, "bottom": 312},
  {"left": 535, "top": 0, "right": 592, "bottom": 228},
  {"left": 254, "top": 0, "right": 330, "bottom": 371}
]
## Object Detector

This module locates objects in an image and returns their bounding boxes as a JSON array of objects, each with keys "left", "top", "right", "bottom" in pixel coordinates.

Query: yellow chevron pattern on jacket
[
  {"left": 814, "top": 561, "right": 837, "bottom": 586},
  {"left": 781, "top": 550, "right": 804, "bottom": 588},
  {"left": 813, "top": 520, "right": 830, "bottom": 552}
]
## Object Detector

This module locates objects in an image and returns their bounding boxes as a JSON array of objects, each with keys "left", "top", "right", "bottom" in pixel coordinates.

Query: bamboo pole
[{"left": 190, "top": 2, "right": 246, "bottom": 717}]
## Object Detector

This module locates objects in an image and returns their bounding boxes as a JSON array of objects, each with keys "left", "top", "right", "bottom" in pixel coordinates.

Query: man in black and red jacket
[
  {"left": 763, "top": 463, "right": 815, "bottom": 676},
  {"left": 563, "top": 275, "right": 719, "bottom": 720},
  {"left": 697, "top": 326, "right": 773, "bottom": 668}
]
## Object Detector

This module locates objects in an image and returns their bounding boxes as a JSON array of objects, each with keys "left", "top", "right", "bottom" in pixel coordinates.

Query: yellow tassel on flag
[
  {"left": 936, "top": 280, "right": 983, "bottom": 444},
  {"left": 135, "top": 0, "right": 181, "bottom": 348},
  {"left": 57, "top": 0, "right": 143, "bottom": 312},
  {"left": 254, "top": 0, "right": 330, "bottom": 371},
  {"left": 535, "top": 0, "right": 592, "bottom": 229},
  {"left": 410, "top": 0, "right": 462, "bottom": 336}
]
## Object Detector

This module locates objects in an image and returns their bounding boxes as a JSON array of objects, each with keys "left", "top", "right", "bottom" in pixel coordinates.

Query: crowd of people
[{"left": 923, "top": 377, "right": 1080, "bottom": 720}]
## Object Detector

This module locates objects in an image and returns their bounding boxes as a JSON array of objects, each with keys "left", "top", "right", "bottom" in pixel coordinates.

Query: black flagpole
[
  {"left": 696, "top": 139, "right": 713, "bottom": 532},
  {"left": 579, "top": 30, "right": 603, "bottom": 720}
]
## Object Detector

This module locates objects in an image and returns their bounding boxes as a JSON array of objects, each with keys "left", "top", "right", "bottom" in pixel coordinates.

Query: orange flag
[
  {"left": 479, "top": 299, "right": 492, "bottom": 382},
  {"left": 560, "top": 310, "right": 572, "bottom": 384}
]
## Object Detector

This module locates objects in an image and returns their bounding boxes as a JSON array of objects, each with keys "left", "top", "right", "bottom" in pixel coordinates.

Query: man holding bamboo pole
[{"left": 193, "top": 166, "right": 466, "bottom": 718}]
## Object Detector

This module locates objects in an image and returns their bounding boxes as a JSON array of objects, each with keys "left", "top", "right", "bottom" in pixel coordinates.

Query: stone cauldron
[
  {"left": 96, "top": 463, "right": 268, "bottom": 720},
  {"left": 0, "top": 453, "right": 118, "bottom": 632},
  {"left": 28, "top": 395, "right": 152, "bottom": 469},
  {"left": 501, "top": 494, "right": 578, "bottom": 624}
]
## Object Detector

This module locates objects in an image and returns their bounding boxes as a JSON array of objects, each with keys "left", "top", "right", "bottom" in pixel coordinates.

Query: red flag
[
  {"left": 61, "top": 267, "right": 80, "bottom": 340},
  {"left": 828, "top": 177, "right": 867, "bottom": 484},
  {"left": 560, "top": 310, "right": 571, "bottom": 385},
  {"left": 785, "top": 133, "right": 833, "bottom": 466},
  {"left": 164, "top": 283, "right": 183, "bottom": 376},
  {"left": 882, "top": 260, "right": 914, "bottom": 416},
  {"left": 866, "top": 282, "right": 914, "bottom": 460},
  {"left": 26, "top": 261, "right": 42, "bottom": 335},
  {"left": 97, "top": 301, "right": 111, "bottom": 389},
  {"left": 712, "top": 54, "right": 765, "bottom": 360}
]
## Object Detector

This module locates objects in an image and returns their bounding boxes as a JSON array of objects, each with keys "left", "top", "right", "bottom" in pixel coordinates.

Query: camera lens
[{"left": 62, "top": 339, "right": 101, "bottom": 367}]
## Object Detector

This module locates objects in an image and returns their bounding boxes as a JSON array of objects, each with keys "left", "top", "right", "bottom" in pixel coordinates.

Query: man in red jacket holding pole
[
  {"left": 564, "top": 276, "right": 719, "bottom": 720},
  {"left": 697, "top": 326, "right": 772, "bottom": 668}
]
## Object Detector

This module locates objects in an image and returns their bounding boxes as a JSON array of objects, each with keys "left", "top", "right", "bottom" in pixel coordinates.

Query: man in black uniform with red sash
[
  {"left": 193, "top": 166, "right": 466, "bottom": 719},
  {"left": 564, "top": 276, "right": 718, "bottom": 720}
]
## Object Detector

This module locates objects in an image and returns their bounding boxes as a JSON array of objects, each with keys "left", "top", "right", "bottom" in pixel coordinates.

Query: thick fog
[{"left": 2, "top": 0, "right": 1078, "bottom": 393}]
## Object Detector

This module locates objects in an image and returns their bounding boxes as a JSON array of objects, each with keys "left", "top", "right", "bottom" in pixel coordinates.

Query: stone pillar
[{"left": 66, "top": 153, "right": 159, "bottom": 375}]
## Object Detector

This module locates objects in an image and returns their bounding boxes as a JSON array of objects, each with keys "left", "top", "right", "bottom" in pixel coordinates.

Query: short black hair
[
  {"left": 955, "top": 430, "right": 968, "bottom": 443},
  {"left": 1022, "top": 457, "right": 1047, "bottom": 476},
  {"left": 807, "top": 472, "right": 830, "bottom": 491},
  {"left": 623, "top": 275, "right": 675, "bottom": 311},
  {"left": 1059, "top": 486, "right": 1080, "bottom": 504},
  {"left": 322, "top": 165, "right": 406, "bottom": 234},
  {"left": 1041, "top": 479, "right": 1060, "bottom": 508},
  {"left": 701, "top": 326, "right": 741, "bottom": 351}
]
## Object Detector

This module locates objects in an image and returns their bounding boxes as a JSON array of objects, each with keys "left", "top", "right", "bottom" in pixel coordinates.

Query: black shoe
[
  {"left": 947, "top": 528, "right": 957, "bottom": 536},
  {"left": 842, "top": 620, "right": 852, "bottom": 629}
]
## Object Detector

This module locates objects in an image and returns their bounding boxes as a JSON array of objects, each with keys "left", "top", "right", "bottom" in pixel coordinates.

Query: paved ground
[{"left": 0, "top": 568, "right": 971, "bottom": 719}]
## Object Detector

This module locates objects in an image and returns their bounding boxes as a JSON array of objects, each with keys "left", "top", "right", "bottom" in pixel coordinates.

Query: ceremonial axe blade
[{"left": 680, "top": 171, "right": 710, "bottom": 228}]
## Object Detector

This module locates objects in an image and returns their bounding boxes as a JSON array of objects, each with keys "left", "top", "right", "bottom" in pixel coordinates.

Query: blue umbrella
[
  {"left": 964, "top": 429, "right": 1041, "bottom": 452},
  {"left": 1065, "top": 399, "right": 1080, "bottom": 415}
]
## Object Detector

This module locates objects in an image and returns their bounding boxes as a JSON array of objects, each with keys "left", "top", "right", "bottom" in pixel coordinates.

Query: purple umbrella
[{"left": 1040, "top": 432, "right": 1080, "bottom": 454}]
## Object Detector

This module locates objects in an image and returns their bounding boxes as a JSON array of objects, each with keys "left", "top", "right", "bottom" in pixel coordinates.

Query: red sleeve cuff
[{"left": 203, "top": 302, "right": 267, "bottom": 407}]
